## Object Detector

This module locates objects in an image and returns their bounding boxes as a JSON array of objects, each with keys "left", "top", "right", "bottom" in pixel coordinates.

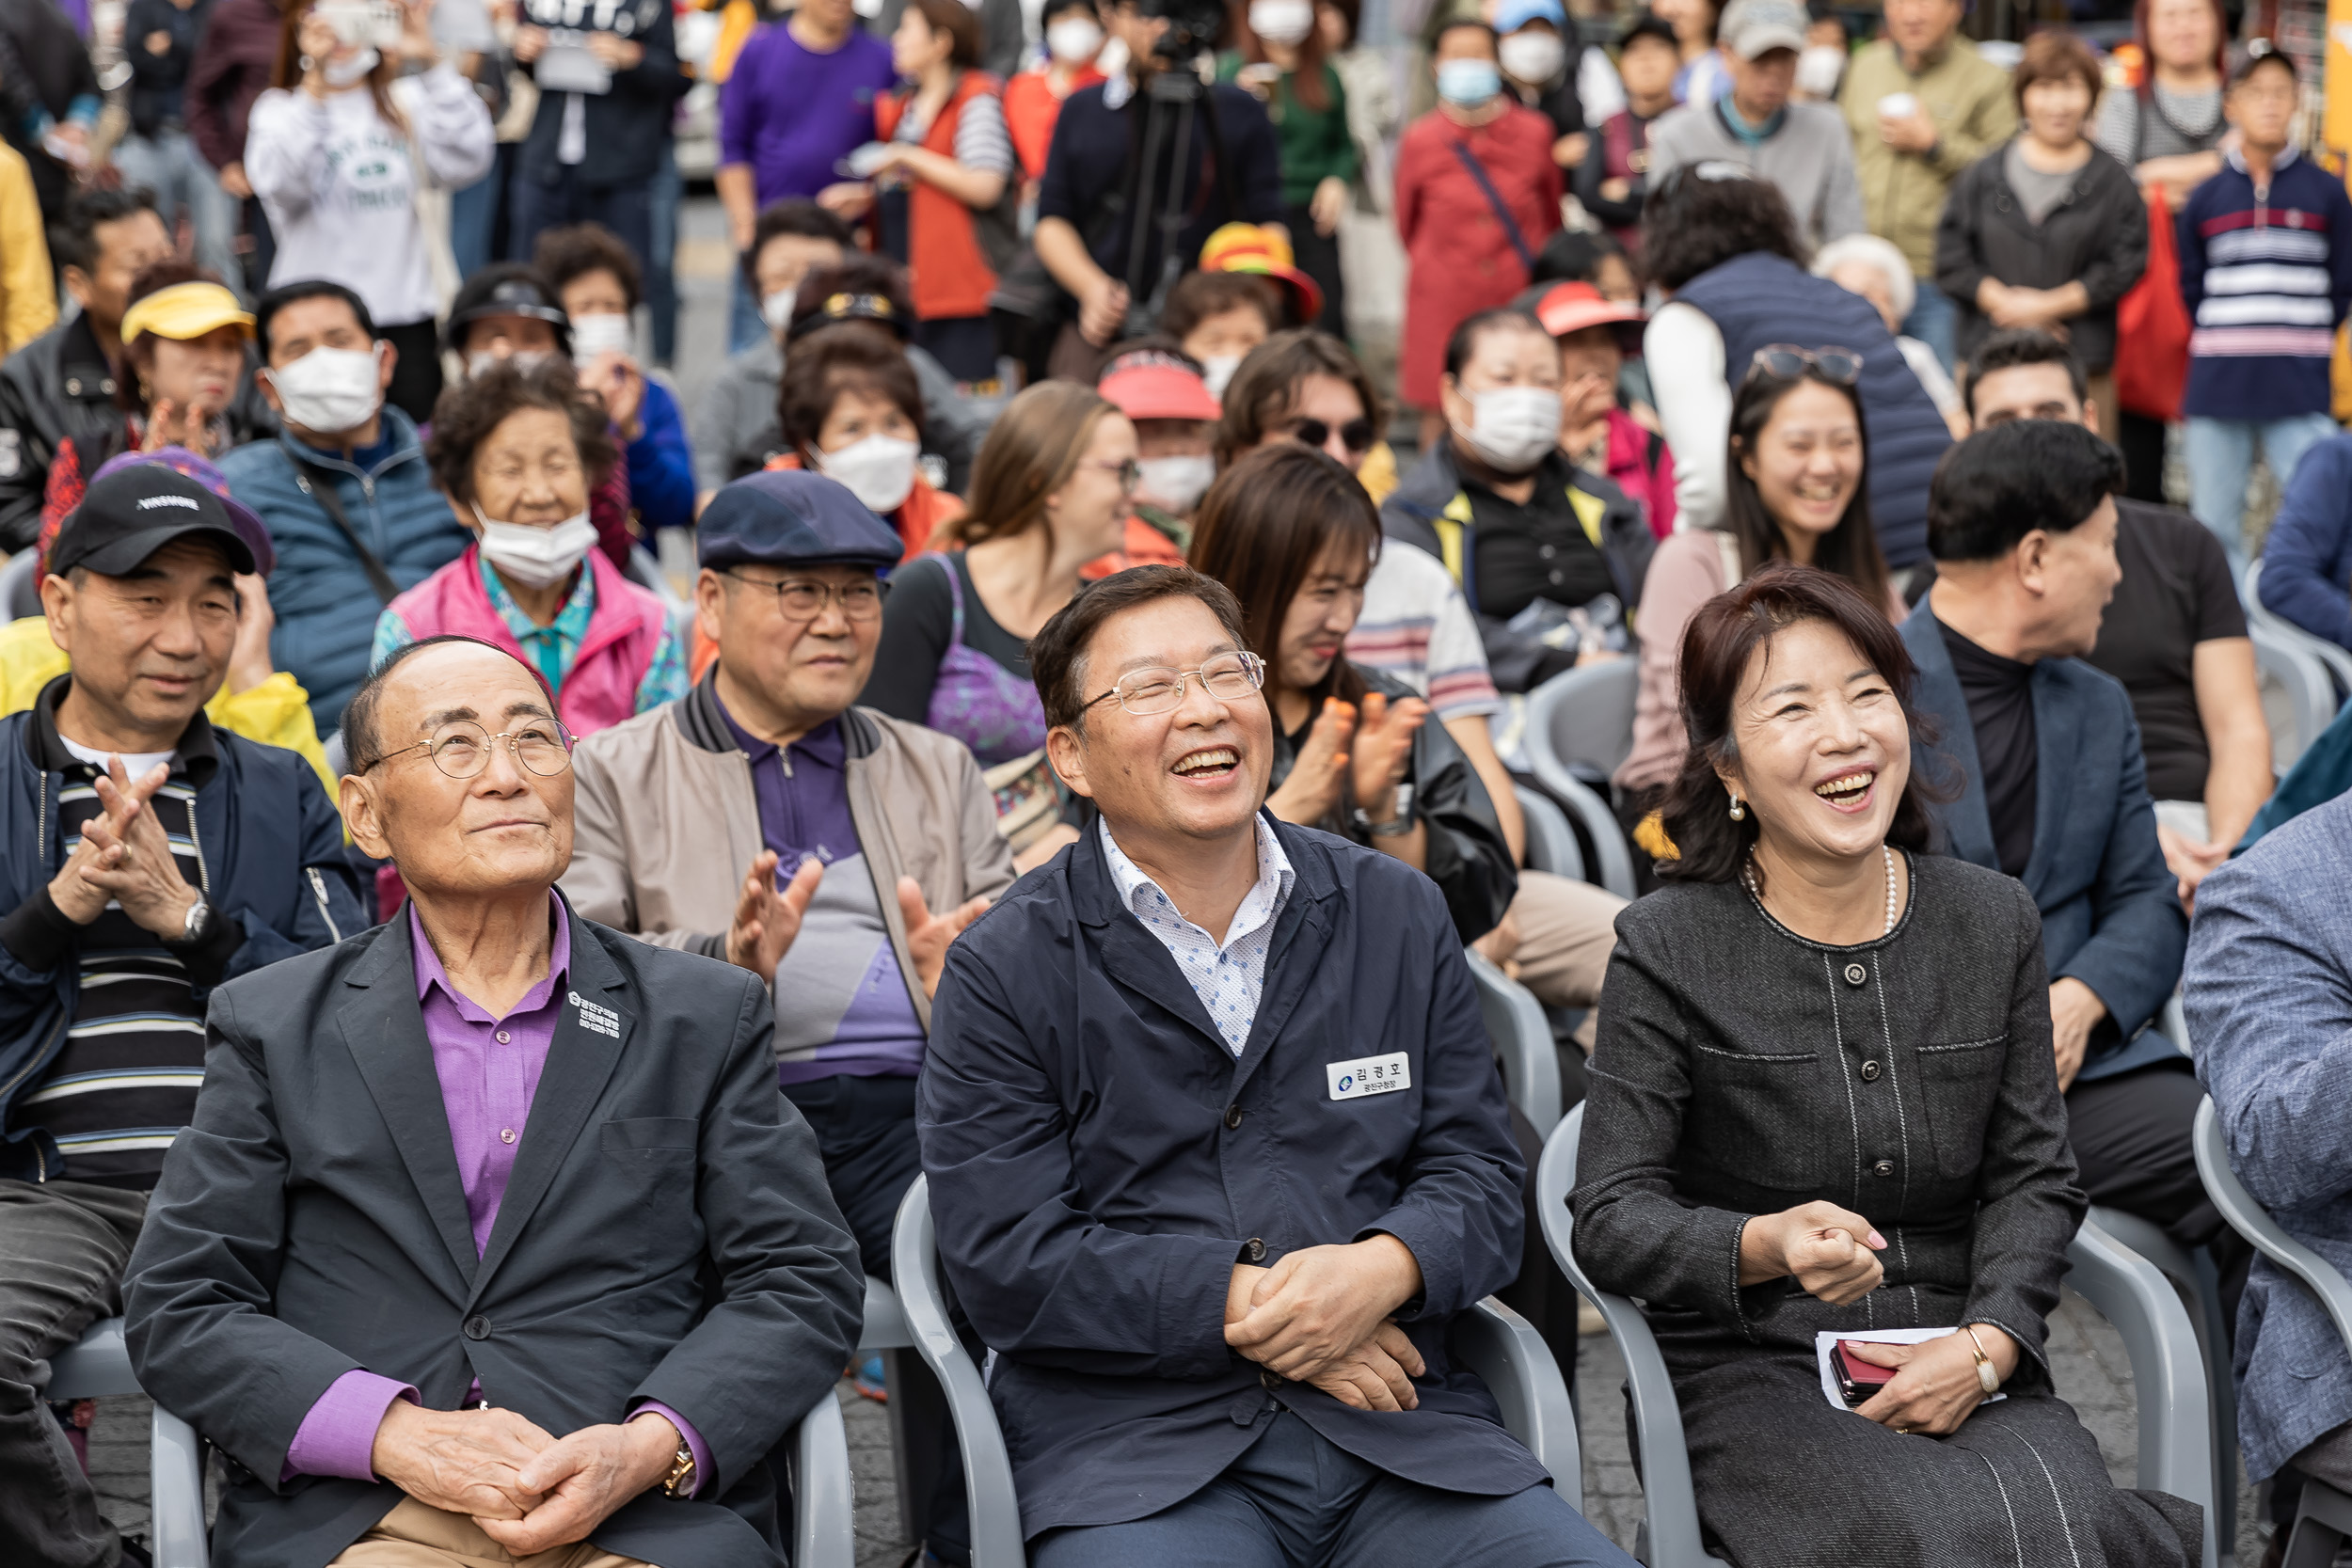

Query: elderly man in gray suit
[
  {"left": 2185, "top": 786, "right": 2352, "bottom": 1520},
  {"left": 122, "top": 634, "right": 863, "bottom": 1568}
]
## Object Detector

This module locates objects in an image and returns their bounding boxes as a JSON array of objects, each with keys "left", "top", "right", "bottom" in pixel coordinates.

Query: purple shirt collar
[
  {"left": 714, "top": 693, "right": 848, "bottom": 776},
  {"left": 407, "top": 892, "right": 573, "bottom": 1014}
]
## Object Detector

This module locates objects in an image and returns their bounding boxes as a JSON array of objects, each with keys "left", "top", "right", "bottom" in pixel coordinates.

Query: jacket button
[
  {"left": 1225, "top": 1104, "right": 1243, "bottom": 1130},
  {"left": 64, "top": 378, "right": 79, "bottom": 395},
  {"left": 1245, "top": 1237, "right": 1267, "bottom": 1262},
  {"left": 1860, "top": 1060, "right": 1882, "bottom": 1082},
  {"left": 463, "top": 1315, "right": 491, "bottom": 1340},
  {"left": 1872, "top": 1159, "right": 1895, "bottom": 1178},
  {"left": 1844, "top": 962, "right": 1867, "bottom": 986}
]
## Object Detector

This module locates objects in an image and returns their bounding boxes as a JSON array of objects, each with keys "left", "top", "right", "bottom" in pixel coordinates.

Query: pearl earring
[{"left": 1728, "top": 794, "right": 1745, "bottom": 822}]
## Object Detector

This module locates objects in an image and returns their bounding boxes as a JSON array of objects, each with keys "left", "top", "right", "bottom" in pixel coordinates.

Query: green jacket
[
  {"left": 1216, "top": 55, "right": 1356, "bottom": 207},
  {"left": 1840, "top": 37, "right": 2018, "bottom": 277}
]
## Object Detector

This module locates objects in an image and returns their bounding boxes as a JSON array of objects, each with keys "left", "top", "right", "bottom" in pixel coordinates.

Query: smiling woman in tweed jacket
[{"left": 1571, "top": 562, "right": 2201, "bottom": 1567}]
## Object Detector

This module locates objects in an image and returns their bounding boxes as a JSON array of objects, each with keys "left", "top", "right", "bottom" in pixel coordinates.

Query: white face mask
[
  {"left": 1045, "top": 16, "right": 1103, "bottom": 63},
  {"left": 264, "top": 342, "right": 384, "bottom": 436},
  {"left": 817, "top": 434, "right": 920, "bottom": 515},
  {"left": 1456, "top": 386, "right": 1563, "bottom": 474},
  {"left": 1135, "top": 452, "right": 1216, "bottom": 515},
  {"left": 1248, "top": 0, "right": 1314, "bottom": 45},
  {"left": 323, "top": 46, "right": 378, "bottom": 87},
  {"left": 473, "top": 504, "right": 599, "bottom": 590},
  {"left": 1795, "top": 42, "right": 1847, "bottom": 98},
  {"left": 760, "top": 290, "right": 799, "bottom": 335},
  {"left": 1200, "top": 354, "right": 1243, "bottom": 399},
  {"left": 466, "top": 346, "right": 555, "bottom": 381},
  {"left": 568, "top": 311, "right": 633, "bottom": 360},
  {"left": 1498, "top": 30, "right": 1565, "bottom": 85}
]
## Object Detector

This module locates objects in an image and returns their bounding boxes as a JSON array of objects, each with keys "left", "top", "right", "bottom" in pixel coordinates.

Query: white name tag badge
[{"left": 1327, "top": 1053, "right": 1411, "bottom": 1101}]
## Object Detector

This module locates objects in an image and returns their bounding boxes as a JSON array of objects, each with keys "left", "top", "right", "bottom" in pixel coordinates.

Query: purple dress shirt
[{"left": 282, "top": 897, "right": 709, "bottom": 1495}]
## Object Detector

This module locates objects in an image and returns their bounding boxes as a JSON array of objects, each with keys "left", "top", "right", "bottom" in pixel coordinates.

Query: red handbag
[{"left": 2114, "top": 184, "right": 2192, "bottom": 421}]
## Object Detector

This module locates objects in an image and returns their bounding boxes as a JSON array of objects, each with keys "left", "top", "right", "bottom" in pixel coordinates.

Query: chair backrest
[
  {"left": 2251, "top": 625, "right": 2333, "bottom": 772},
  {"left": 1525, "top": 658, "right": 1640, "bottom": 784},
  {"left": 2249, "top": 557, "right": 2352, "bottom": 706},
  {"left": 2195, "top": 1095, "right": 2352, "bottom": 1354},
  {"left": 1515, "top": 784, "right": 1583, "bottom": 881},
  {"left": 1, "top": 547, "right": 40, "bottom": 621},
  {"left": 1465, "top": 947, "right": 1563, "bottom": 1135}
]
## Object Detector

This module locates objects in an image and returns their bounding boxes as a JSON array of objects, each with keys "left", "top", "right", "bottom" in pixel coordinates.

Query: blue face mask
[{"left": 1437, "top": 58, "right": 1502, "bottom": 106}]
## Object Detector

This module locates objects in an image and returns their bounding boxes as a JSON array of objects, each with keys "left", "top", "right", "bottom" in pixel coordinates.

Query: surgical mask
[
  {"left": 568, "top": 311, "right": 633, "bottom": 359},
  {"left": 263, "top": 343, "right": 383, "bottom": 435},
  {"left": 466, "top": 347, "right": 554, "bottom": 380},
  {"left": 1136, "top": 453, "right": 1216, "bottom": 515},
  {"left": 1248, "top": 0, "right": 1314, "bottom": 45},
  {"left": 1436, "top": 58, "right": 1501, "bottom": 107},
  {"left": 1200, "top": 354, "right": 1243, "bottom": 399},
  {"left": 760, "top": 290, "right": 798, "bottom": 335},
  {"left": 817, "top": 434, "right": 920, "bottom": 515},
  {"left": 1045, "top": 16, "right": 1103, "bottom": 62},
  {"left": 1498, "top": 31, "right": 1565, "bottom": 85},
  {"left": 1455, "top": 387, "right": 1563, "bottom": 474},
  {"left": 323, "top": 46, "right": 378, "bottom": 87},
  {"left": 473, "top": 505, "right": 599, "bottom": 590},
  {"left": 1795, "top": 43, "right": 1846, "bottom": 99}
]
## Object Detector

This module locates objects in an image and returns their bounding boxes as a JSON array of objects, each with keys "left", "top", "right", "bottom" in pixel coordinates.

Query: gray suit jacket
[
  {"left": 1900, "top": 606, "right": 2188, "bottom": 1082},
  {"left": 122, "top": 902, "right": 863, "bottom": 1568},
  {"left": 2186, "top": 789, "right": 2352, "bottom": 1481}
]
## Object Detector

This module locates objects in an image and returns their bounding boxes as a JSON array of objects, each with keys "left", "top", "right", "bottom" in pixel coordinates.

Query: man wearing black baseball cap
[
  {"left": 564, "top": 467, "right": 1011, "bottom": 1559},
  {"left": 0, "top": 464, "right": 365, "bottom": 1568}
]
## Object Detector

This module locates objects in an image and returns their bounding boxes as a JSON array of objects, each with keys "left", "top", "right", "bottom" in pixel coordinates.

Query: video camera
[{"left": 1137, "top": 0, "right": 1227, "bottom": 60}]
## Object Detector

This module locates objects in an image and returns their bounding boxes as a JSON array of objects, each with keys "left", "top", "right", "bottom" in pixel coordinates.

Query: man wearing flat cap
[{"left": 0, "top": 463, "right": 365, "bottom": 1568}]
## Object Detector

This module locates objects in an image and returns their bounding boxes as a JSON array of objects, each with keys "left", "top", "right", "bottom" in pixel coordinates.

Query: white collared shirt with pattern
[{"left": 1098, "top": 816, "right": 1295, "bottom": 1057}]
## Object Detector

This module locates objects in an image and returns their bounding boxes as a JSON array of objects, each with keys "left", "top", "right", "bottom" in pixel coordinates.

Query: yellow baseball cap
[
  {"left": 119, "top": 281, "right": 255, "bottom": 345},
  {"left": 1198, "top": 223, "right": 1325, "bottom": 326}
]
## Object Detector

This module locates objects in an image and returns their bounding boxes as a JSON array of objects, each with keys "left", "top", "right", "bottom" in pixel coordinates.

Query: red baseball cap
[
  {"left": 1098, "top": 349, "right": 1222, "bottom": 421},
  {"left": 1533, "top": 281, "right": 1646, "bottom": 351}
]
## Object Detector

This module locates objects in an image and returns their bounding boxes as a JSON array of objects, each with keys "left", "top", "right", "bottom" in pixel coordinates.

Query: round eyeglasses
[
  {"left": 1083, "top": 652, "right": 1267, "bottom": 717},
  {"left": 720, "top": 571, "right": 891, "bottom": 621},
  {"left": 366, "top": 719, "right": 576, "bottom": 779}
]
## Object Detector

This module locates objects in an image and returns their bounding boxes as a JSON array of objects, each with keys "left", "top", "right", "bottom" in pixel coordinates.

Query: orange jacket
[
  {"left": 875, "top": 72, "right": 1005, "bottom": 323},
  {"left": 1003, "top": 64, "right": 1104, "bottom": 182}
]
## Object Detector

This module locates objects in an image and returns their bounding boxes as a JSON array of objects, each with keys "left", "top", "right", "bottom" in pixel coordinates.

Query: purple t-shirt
[{"left": 719, "top": 21, "right": 898, "bottom": 207}]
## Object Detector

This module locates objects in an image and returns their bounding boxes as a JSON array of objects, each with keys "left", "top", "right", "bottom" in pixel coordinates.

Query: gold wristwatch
[{"left": 660, "top": 1440, "right": 696, "bottom": 1498}]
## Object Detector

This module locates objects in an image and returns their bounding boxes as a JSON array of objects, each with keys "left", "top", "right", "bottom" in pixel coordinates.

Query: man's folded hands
[
  {"left": 368, "top": 1400, "right": 683, "bottom": 1551},
  {"left": 1224, "top": 1236, "right": 1429, "bottom": 1413}
]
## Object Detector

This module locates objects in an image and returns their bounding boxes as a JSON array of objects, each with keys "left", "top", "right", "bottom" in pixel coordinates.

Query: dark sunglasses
[
  {"left": 1285, "top": 416, "right": 1377, "bottom": 453},
  {"left": 1747, "top": 343, "right": 1864, "bottom": 387}
]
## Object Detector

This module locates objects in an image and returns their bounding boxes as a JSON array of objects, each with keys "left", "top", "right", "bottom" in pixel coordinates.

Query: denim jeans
[
  {"left": 1027, "top": 1413, "right": 1633, "bottom": 1567},
  {"left": 2185, "top": 411, "right": 2341, "bottom": 574},
  {"left": 1900, "top": 282, "right": 1957, "bottom": 375},
  {"left": 113, "top": 129, "right": 241, "bottom": 296}
]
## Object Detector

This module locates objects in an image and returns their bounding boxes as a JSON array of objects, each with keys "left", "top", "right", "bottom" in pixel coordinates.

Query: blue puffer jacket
[
  {"left": 0, "top": 685, "right": 368, "bottom": 1182},
  {"left": 219, "top": 407, "right": 473, "bottom": 733}
]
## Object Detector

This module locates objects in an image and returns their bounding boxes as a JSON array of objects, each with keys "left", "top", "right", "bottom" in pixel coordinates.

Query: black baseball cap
[{"left": 50, "top": 464, "right": 260, "bottom": 578}]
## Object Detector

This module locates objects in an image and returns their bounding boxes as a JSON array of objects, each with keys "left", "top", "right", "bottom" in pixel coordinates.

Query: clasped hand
[
  {"left": 1223, "top": 1236, "right": 1426, "bottom": 1413},
  {"left": 1264, "top": 691, "right": 1428, "bottom": 828},
  {"left": 49, "top": 757, "right": 198, "bottom": 938},
  {"left": 369, "top": 1401, "right": 678, "bottom": 1553},
  {"left": 1846, "top": 1325, "right": 2021, "bottom": 1437},
  {"left": 1737, "top": 1200, "right": 1886, "bottom": 1305}
]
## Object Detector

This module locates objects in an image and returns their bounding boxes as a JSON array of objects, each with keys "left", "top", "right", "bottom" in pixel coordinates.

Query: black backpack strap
[
  {"left": 1450, "top": 138, "right": 1536, "bottom": 274},
  {"left": 288, "top": 453, "right": 399, "bottom": 605}
]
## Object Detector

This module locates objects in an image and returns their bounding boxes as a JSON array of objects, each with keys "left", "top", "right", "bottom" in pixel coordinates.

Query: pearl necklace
[{"left": 1744, "top": 847, "right": 1900, "bottom": 938}]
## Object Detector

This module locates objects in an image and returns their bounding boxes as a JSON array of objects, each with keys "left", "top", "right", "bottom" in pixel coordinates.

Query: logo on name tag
[
  {"left": 570, "top": 991, "right": 621, "bottom": 1038},
  {"left": 1327, "top": 1053, "right": 1411, "bottom": 1101}
]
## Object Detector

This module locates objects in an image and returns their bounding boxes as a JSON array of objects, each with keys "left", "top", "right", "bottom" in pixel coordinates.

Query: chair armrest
[
  {"left": 892, "top": 1174, "right": 1027, "bottom": 1568},
  {"left": 1524, "top": 770, "right": 1637, "bottom": 901},
  {"left": 860, "top": 1274, "right": 913, "bottom": 1353},
  {"left": 1447, "top": 1296, "right": 1581, "bottom": 1512},
  {"left": 1465, "top": 948, "right": 1563, "bottom": 1136},
  {"left": 46, "top": 1318, "right": 136, "bottom": 1401},
  {"left": 150, "top": 1403, "right": 209, "bottom": 1568},
  {"left": 789, "top": 1393, "right": 856, "bottom": 1568},
  {"left": 1515, "top": 784, "right": 1584, "bottom": 881},
  {"left": 2064, "top": 1217, "right": 2215, "bottom": 1546},
  {"left": 2196, "top": 1096, "right": 2352, "bottom": 1355}
]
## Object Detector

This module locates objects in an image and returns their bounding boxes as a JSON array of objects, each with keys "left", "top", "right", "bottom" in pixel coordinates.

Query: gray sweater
[{"left": 1646, "top": 97, "right": 1865, "bottom": 250}]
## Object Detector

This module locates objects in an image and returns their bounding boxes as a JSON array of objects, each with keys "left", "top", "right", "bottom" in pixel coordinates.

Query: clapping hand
[
  {"left": 79, "top": 759, "right": 200, "bottom": 941},
  {"left": 228, "top": 573, "right": 276, "bottom": 694},
  {"left": 581, "top": 353, "right": 644, "bottom": 441},
  {"left": 1348, "top": 690, "right": 1426, "bottom": 822},
  {"left": 45, "top": 758, "right": 164, "bottom": 925},
  {"left": 895, "top": 877, "right": 989, "bottom": 1000},
  {"left": 723, "top": 851, "right": 822, "bottom": 977},
  {"left": 584, "top": 29, "right": 643, "bottom": 70},
  {"left": 1264, "top": 696, "right": 1354, "bottom": 825}
]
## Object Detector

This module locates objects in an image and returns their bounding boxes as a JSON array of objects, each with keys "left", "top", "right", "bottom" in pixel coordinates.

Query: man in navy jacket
[{"left": 918, "top": 565, "right": 1629, "bottom": 1565}]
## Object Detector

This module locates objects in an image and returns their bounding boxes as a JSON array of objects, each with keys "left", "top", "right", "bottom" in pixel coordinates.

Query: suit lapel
[
  {"left": 339, "top": 920, "right": 479, "bottom": 1291},
  {"left": 1230, "top": 824, "right": 1333, "bottom": 1100},
  {"left": 1907, "top": 610, "right": 1998, "bottom": 869},
  {"left": 1072, "top": 817, "right": 1230, "bottom": 1053},
  {"left": 2019, "top": 662, "right": 2083, "bottom": 899},
  {"left": 468, "top": 911, "right": 628, "bottom": 1303}
]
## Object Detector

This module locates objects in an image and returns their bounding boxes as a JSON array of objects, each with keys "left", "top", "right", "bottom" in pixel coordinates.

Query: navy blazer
[
  {"left": 1901, "top": 607, "right": 2187, "bottom": 1081},
  {"left": 122, "top": 902, "right": 863, "bottom": 1568},
  {"left": 917, "top": 815, "right": 1545, "bottom": 1540}
]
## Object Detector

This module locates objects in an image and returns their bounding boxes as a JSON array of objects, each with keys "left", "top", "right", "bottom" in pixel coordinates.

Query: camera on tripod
[
  {"left": 1137, "top": 0, "right": 1227, "bottom": 60},
  {"left": 1117, "top": 0, "right": 1234, "bottom": 337}
]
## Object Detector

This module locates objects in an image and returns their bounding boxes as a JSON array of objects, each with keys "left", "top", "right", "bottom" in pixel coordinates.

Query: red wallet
[{"left": 1832, "top": 1341, "right": 1899, "bottom": 1407}]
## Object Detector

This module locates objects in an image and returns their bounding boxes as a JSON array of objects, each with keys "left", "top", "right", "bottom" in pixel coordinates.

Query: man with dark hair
[
  {"left": 1903, "top": 419, "right": 2208, "bottom": 1289},
  {"left": 505, "top": 0, "right": 684, "bottom": 271},
  {"left": 1964, "top": 327, "right": 2270, "bottom": 908},
  {"left": 919, "top": 564, "right": 1634, "bottom": 1565},
  {"left": 0, "top": 189, "right": 177, "bottom": 548},
  {"left": 693, "top": 200, "right": 853, "bottom": 499},
  {"left": 221, "top": 280, "right": 470, "bottom": 733},
  {"left": 0, "top": 466, "right": 363, "bottom": 1568}
]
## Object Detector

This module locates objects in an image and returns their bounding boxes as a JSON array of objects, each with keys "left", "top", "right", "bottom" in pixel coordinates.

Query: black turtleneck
[{"left": 1940, "top": 619, "right": 2037, "bottom": 879}]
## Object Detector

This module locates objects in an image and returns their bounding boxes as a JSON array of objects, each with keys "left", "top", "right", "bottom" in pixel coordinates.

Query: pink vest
[{"left": 386, "top": 543, "right": 670, "bottom": 737}]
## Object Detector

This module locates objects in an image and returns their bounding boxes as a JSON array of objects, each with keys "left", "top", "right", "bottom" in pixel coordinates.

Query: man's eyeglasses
[
  {"left": 1747, "top": 343, "right": 1864, "bottom": 387},
  {"left": 1285, "top": 417, "right": 1377, "bottom": 454},
  {"left": 366, "top": 719, "right": 576, "bottom": 780},
  {"left": 1083, "top": 652, "right": 1268, "bottom": 717},
  {"left": 722, "top": 571, "right": 891, "bottom": 620}
]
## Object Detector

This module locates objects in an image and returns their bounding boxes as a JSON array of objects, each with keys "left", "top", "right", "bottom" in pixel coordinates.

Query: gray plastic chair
[
  {"left": 2250, "top": 626, "right": 2333, "bottom": 772},
  {"left": 1522, "top": 657, "right": 1639, "bottom": 782},
  {"left": 2248, "top": 558, "right": 2352, "bottom": 707},
  {"left": 890, "top": 1173, "right": 1588, "bottom": 1568},
  {"left": 1516, "top": 784, "right": 1582, "bottom": 882},
  {"left": 790, "top": 1388, "right": 859, "bottom": 1568},
  {"left": 1466, "top": 946, "right": 1564, "bottom": 1137},
  {"left": 2195, "top": 1095, "right": 2352, "bottom": 1568},
  {"left": 1539, "top": 1102, "right": 2218, "bottom": 1568},
  {"left": 1, "top": 546, "right": 40, "bottom": 620}
]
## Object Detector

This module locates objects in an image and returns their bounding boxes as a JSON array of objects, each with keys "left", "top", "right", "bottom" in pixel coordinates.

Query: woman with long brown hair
[{"left": 242, "top": 0, "right": 492, "bottom": 421}]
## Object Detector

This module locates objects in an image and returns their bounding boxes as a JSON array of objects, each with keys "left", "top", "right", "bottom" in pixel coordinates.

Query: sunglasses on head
[
  {"left": 1748, "top": 343, "right": 1864, "bottom": 387},
  {"left": 1285, "top": 416, "right": 1377, "bottom": 453}
]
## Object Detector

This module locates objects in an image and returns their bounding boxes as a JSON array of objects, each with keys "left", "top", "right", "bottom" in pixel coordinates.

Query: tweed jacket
[
  {"left": 1900, "top": 605, "right": 2188, "bottom": 1081},
  {"left": 1573, "top": 853, "right": 2087, "bottom": 1378},
  {"left": 2186, "top": 789, "right": 2352, "bottom": 1480}
]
